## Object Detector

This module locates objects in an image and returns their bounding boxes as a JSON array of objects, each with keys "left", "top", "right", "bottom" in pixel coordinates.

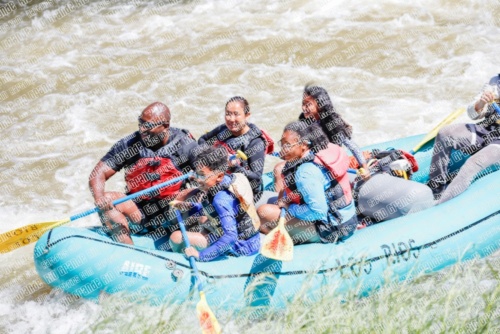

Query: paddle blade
[
  {"left": 412, "top": 108, "right": 465, "bottom": 153},
  {"left": 260, "top": 216, "right": 293, "bottom": 261},
  {"left": 196, "top": 291, "right": 221, "bottom": 334},
  {"left": 236, "top": 149, "right": 248, "bottom": 160},
  {"left": 0, "top": 219, "right": 69, "bottom": 253}
]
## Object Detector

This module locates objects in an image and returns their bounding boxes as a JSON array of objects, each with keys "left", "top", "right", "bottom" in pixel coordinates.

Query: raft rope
[{"left": 43, "top": 208, "right": 500, "bottom": 279}]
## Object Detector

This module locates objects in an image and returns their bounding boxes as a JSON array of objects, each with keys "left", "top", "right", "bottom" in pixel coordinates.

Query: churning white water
[{"left": 0, "top": 0, "right": 499, "bottom": 332}]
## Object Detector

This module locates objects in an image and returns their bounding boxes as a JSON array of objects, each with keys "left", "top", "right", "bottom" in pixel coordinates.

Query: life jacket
[
  {"left": 314, "top": 143, "right": 352, "bottom": 203},
  {"left": 281, "top": 144, "right": 352, "bottom": 221},
  {"left": 476, "top": 104, "right": 500, "bottom": 130},
  {"left": 210, "top": 123, "right": 275, "bottom": 156},
  {"left": 124, "top": 129, "right": 191, "bottom": 201},
  {"left": 203, "top": 174, "right": 260, "bottom": 241},
  {"left": 349, "top": 149, "right": 418, "bottom": 179}
]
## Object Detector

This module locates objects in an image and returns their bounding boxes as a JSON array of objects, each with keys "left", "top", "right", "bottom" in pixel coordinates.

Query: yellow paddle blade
[
  {"left": 260, "top": 216, "right": 293, "bottom": 261},
  {"left": 236, "top": 150, "right": 248, "bottom": 161},
  {"left": 196, "top": 291, "right": 221, "bottom": 334},
  {"left": 0, "top": 219, "right": 70, "bottom": 253},
  {"left": 412, "top": 108, "right": 466, "bottom": 153}
]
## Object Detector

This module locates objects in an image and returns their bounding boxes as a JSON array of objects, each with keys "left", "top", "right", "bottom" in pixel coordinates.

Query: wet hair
[
  {"left": 301, "top": 85, "right": 352, "bottom": 145},
  {"left": 225, "top": 96, "right": 250, "bottom": 114},
  {"left": 193, "top": 146, "right": 228, "bottom": 173},
  {"left": 283, "top": 121, "right": 329, "bottom": 154}
]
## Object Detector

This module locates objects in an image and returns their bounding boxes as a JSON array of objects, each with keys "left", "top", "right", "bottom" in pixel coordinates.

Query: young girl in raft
[
  {"left": 274, "top": 85, "right": 369, "bottom": 193},
  {"left": 197, "top": 96, "right": 273, "bottom": 202},
  {"left": 169, "top": 146, "right": 260, "bottom": 262},
  {"left": 258, "top": 122, "right": 357, "bottom": 244}
]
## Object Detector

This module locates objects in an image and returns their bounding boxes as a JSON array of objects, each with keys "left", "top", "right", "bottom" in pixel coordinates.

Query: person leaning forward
[{"left": 89, "top": 102, "right": 198, "bottom": 245}]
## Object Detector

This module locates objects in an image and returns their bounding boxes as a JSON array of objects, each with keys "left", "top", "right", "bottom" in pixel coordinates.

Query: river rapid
[{"left": 0, "top": 0, "right": 499, "bottom": 333}]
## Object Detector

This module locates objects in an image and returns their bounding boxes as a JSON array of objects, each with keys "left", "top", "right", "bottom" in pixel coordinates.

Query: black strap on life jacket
[
  {"left": 282, "top": 153, "right": 347, "bottom": 225},
  {"left": 204, "top": 175, "right": 257, "bottom": 241}
]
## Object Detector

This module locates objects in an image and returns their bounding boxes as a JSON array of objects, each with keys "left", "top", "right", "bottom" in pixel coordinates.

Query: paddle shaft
[
  {"left": 279, "top": 207, "right": 286, "bottom": 220},
  {"left": 271, "top": 107, "right": 469, "bottom": 172},
  {"left": 175, "top": 209, "right": 203, "bottom": 293},
  {"left": 492, "top": 102, "right": 500, "bottom": 114},
  {"left": 70, "top": 172, "right": 193, "bottom": 221}
]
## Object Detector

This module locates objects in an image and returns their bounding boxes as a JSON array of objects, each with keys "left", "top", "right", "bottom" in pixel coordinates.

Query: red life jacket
[
  {"left": 123, "top": 128, "right": 193, "bottom": 201},
  {"left": 314, "top": 143, "right": 352, "bottom": 203},
  {"left": 125, "top": 157, "right": 183, "bottom": 201},
  {"left": 281, "top": 143, "right": 352, "bottom": 207},
  {"left": 349, "top": 149, "right": 419, "bottom": 176}
]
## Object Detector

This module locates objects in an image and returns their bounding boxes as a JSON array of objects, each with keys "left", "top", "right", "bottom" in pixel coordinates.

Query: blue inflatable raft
[{"left": 33, "top": 134, "right": 500, "bottom": 309}]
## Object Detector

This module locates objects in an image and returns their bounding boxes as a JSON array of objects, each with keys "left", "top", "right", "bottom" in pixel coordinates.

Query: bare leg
[
  {"left": 257, "top": 203, "right": 320, "bottom": 244},
  {"left": 169, "top": 230, "right": 209, "bottom": 253},
  {"left": 257, "top": 204, "right": 281, "bottom": 234}
]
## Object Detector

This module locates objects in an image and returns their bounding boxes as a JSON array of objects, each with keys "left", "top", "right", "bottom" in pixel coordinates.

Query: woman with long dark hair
[
  {"left": 258, "top": 121, "right": 356, "bottom": 244},
  {"left": 274, "top": 85, "right": 369, "bottom": 193},
  {"left": 198, "top": 96, "right": 274, "bottom": 202}
]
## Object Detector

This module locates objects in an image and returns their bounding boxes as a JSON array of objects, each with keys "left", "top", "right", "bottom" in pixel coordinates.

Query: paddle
[
  {"left": 234, "top": 149, "right": 248, "bottom": 160},
  {"left": 260, "top": 207, "right": 293, "bottom": 261},
  {"left": 492, "top": 102, "right": 500, "bottom": 114},
  {"left": 410, "top": 108, "right": 466, "bottom": 154},
  {"left": 270, "top": 107, "right": 467, "bottom": 167},
  {"left": 174, "top": 209, "right": 221, "bottom": 334},
  {"left": 0, "top": 172, "right": 193, "bottom": 253}
]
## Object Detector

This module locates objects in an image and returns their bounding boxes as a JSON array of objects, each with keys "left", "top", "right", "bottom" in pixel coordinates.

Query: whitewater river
[{"left": 0, "top": 0, "right": 499, "bottom": 333}]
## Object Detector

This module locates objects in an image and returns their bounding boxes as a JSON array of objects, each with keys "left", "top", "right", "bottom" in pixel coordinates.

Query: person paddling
[
  {"left": 258, "top": 122, "right": 357, "bottom": 244},
  {"left": 89, "top": 102, "right": 198, "bottom": 245},
  {"left": 428, "top": 74, "right": 500, "bottom": 203},
  {"left": 274, "top": 85, "right": 369, "bottom": 193},
  {"left": 169, "top": 146, "right": 260, "bottom": 261},
  {"left": 197, "top": 96, "right": 274, "bottom": 202}
]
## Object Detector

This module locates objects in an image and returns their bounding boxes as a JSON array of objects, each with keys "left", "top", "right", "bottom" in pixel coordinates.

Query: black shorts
[{"left": 314, "top": 215, "right": 357, "bottom": 244}]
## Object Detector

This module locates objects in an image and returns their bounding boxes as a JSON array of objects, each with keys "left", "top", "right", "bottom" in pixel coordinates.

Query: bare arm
[
  {"left": 89, "top": 161, "right": 117, "bottom": 209},
  {"left": 467, "top": 76, "right": 499, "bottom": 120}
]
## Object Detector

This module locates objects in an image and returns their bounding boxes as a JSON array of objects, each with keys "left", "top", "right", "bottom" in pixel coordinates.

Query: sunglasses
[
  {"left": 138, "top": 117, "right": 169, "bottom": 131},
  {"left": 278, "top": 140, "right": 302, "bottom": 151},
  {"left": 194, "top": 171, "right": 217, "bottom": 181}
]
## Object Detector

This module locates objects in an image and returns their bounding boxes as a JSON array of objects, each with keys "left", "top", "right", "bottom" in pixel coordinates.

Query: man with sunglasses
[{"left": 89, "top": 102, "right": 198, "bottom": 245}]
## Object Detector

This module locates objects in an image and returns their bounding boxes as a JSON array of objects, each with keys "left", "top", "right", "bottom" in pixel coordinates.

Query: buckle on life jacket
[
  {"left": 146, "top": 173, "right": 161, "bottom": 181},
  {"left": 148, "top": 160, "right": 161, "bottom": 167}
]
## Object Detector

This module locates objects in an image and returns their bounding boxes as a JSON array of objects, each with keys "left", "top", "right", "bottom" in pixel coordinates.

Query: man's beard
[{"left": 143, "top": 131, "right": 168, "bottom": 147}]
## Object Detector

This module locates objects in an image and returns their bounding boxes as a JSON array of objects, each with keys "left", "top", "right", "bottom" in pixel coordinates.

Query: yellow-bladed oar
[
  {"left": 0, "top": 172, "right": 192, "bottom": 254},
  {"left": 411, "top": 108, "right": 466, "bottom": 154},
  {"left": 0, "top": 219, "right": 70, "bottom": 253},
  {"left": 173, "top": 209, "right": 221, "bottom": 334},
  {"left": 235, "top": 149, "right": 248, "bottom": 160},
  {"left": 260, "top": 208, "right": 293, "bottom": 261},
  {"left": 228, "top": 149, "right": 248, "bottom": 162}
]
